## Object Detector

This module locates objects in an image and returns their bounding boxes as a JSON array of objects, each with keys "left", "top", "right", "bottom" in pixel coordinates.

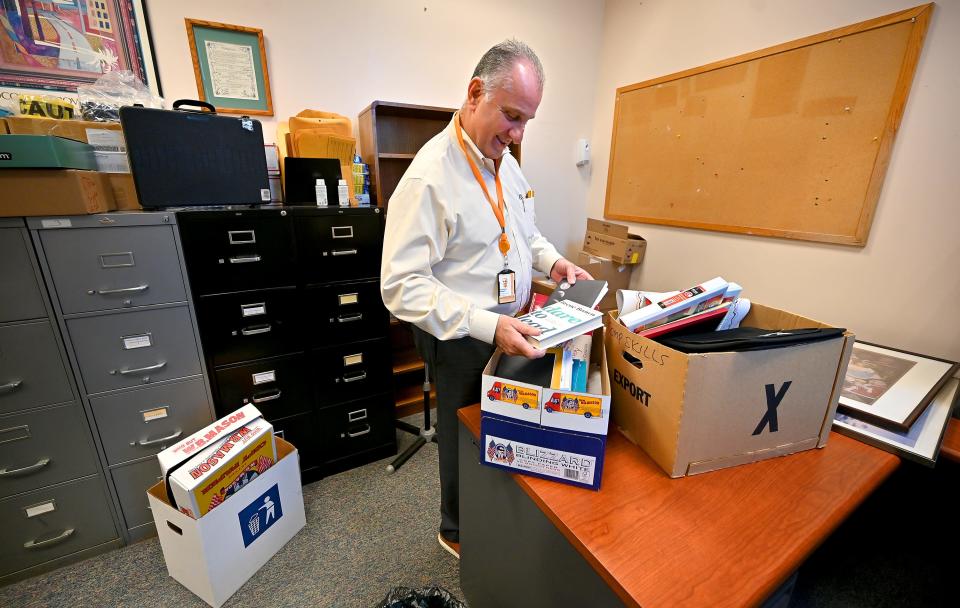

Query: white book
[
  {"left": 517, "top": 300, "right": 604, "bottom": 350},
  {"left": 619, "top": 277, "right": 729, "bottom": 332}
]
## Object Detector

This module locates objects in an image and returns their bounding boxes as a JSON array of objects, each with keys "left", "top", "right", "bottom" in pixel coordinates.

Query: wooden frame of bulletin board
[{"left": 604, "top": 4, "right": 932, "bottom": 246}]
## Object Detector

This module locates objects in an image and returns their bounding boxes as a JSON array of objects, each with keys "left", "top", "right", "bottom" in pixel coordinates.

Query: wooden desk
[
  {"left": 458, "top": 405, "right": 898, "bottom": 608},
  {"left": 941, "top": 418, "right": 960, "bottom": 463}
]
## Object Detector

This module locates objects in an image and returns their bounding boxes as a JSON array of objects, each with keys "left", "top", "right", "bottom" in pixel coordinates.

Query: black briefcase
[
  {"left": 120, "top": 100, "right": 271, "bottom": 208},
  {"left": 658, "top": 326, "right": 846, "bottom": 353}
]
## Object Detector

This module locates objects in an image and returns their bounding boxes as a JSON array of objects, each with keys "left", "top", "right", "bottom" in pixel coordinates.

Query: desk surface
[
  {"left": 942, "top": 418, "right": 960, "bottom": 462},
  {"left": 459, "top": 405, "right": 899, "bottom": 608}
]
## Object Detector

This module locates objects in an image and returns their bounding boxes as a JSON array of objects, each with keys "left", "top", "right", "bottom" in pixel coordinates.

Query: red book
[{"left": 636, "top": 302, "right": 731, "bottom": 338}]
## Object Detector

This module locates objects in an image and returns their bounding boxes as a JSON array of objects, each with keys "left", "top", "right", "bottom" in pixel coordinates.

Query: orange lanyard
[{"left": 453, "top": 113, "right": 510, "bottom": 257}]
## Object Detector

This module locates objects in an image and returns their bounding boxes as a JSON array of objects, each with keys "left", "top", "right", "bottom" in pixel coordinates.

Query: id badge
[{"left": 497, "top": 269, "right": 517, "bottom": 304}]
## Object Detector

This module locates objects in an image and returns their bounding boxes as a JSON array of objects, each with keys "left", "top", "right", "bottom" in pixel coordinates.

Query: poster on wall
[{"left": 0, "top": 0, "right": 161, "bottom": 114}]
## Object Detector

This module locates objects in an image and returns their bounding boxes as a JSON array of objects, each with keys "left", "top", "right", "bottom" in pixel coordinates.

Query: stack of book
[{"left": 617, "top": 277, "right": 747, "bottom": 339}]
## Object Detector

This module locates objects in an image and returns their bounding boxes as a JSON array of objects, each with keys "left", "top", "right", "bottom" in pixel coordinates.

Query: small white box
[{"left": 147, "top": 438, "right": 306, "bottom": 608}]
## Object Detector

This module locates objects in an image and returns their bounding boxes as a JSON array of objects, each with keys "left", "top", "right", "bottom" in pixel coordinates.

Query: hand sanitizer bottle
[
  {"left": 315, "top": 179, "right": 328, "bottom": 207},
  {"left": 338, "top": 179, "right": 350, "bottom": 206}
]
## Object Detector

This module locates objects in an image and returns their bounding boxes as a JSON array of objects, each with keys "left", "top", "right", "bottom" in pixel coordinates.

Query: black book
[
  {"left": 495, "top": 352, "right": 556, "bottom": 387},
  {"left": 545, "top": 279, "right": 608, "bottom": 309}
]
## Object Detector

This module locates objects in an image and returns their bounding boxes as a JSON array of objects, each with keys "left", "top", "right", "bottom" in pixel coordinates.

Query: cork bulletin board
[{"left": 604, "top": 4, "right": 932, "bottom": 246}]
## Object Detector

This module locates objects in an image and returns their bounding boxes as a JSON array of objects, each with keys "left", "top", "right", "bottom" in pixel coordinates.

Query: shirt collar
[{"left": 448, "top": 116, "right": 510, "bottom": 175}]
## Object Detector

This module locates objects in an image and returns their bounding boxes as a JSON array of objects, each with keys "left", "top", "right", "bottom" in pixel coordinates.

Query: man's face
[{"left": 466, "top": 60, "right": 542, "bottom": 159}]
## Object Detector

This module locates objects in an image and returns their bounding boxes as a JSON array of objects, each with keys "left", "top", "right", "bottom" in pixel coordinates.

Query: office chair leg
[{"left": 387, "top": 363, "right": 435, "bottom": 473}]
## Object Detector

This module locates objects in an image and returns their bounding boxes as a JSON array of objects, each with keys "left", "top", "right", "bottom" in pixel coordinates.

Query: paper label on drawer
[
  {"left": 484, "top": 433, "right": 597, "bottom": 485},
  {"left": 338, "top": 293, "right": 359, "bottom": 305},
  {"left": 343, "top": 353, "right": 363, "bottom": 366},
  {"left": 25, "top": 501, "right": 56, "bottom": 518},
  {"left": 142, "top": 406, "right": 169, "bottom": 422},
  {"left": 123, "top": 334, "right": 152, "bottom": 350},
  {"left": 242, "top": 304, "right": 266, "bottom": 317},
  {"left": 41, "top": 218, "right": 71, "bottom": 229},
  {"left": 253, "top": 371, "right": 276, "bottom": 385}
]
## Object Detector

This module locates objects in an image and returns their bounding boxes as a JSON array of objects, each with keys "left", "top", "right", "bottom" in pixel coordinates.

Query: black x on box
[{"left": 120, "top": 100, "right": 270, "bottom": 208}]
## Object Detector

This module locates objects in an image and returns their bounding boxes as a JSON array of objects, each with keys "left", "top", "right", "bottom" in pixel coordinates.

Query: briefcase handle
[{"left": 172, "top": 99, "right": 217, "bottom": 114}]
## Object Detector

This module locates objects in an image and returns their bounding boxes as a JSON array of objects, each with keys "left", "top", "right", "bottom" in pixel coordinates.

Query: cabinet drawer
[
  {"left": 304, "top": 280, "right": 389, "bottom": 347},
  {"left": 0, "top": 228, "right": 46, "bottom": 323},
  {"left": 90, "top": 378, "right": 211, "bottom": 466},
  {"left": 0, "top": 475, "right": 117, "bottom": 577},
  {"left": 111, "top": 458, "right": 162, "bottom": 530},
  {"left": 0, "top": 321, "right": 74, "bottom": 416},
  {"left": 177, "top": 210, "right": 295, "bottom": 296},
  {"left": 311, "top": 339, "right": 392, "bottom": 406},
  {"left": 67, "top": 306, "right": 202, "bottom": 395},
  {"left": 39, "top": 226, "right": 187, "bottom": 314},
  {"left": 269, "top": 411, "right": 320, "bottom": 473},
  {"left": 295, "top": 210, "right": 382, "bottom": 283},
  {"left": 214, "top": 355, "right": 312, "bottom": 420},
  {"left": 198, "top": 287, "right": 302, "bottom": 366},
  {"left": 316, "top": 393, "right": 395, "bottom": 462},
  {"left": 0, "top": 402, "right": 98, "bottom": 499}
]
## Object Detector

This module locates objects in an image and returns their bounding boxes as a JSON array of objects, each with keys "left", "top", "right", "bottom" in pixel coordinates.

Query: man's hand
[
  {"left": 550, "top": 258, "right": 594, "bottom": 284},
  {"left": 495, "top": 315, "right": 546, "bottom": 358}
]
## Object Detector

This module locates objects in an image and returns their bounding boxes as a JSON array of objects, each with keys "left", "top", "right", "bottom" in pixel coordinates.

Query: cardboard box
[
  {"left": 480, "top": 328, "right": 611, "bottom": 490},
  {"left": 148, "top": 438, "right": 306, "bottom": 608},
  {"left": 0, "top": 169, "right": 116, "bottom": 216},
  {"left": 583, "top": 231, "right": 646, "bottom": 265},
  {"left": 3, "top": 116, "right": 122, "bottom": 143},
  {"left": 0, "top": 134, "right": 96, "bottom": 169},
  {"left": 586, "top": 218, "right": 630, "bottom": 239},
  {"left": 604, "top": 304, "right": 855, "bottom": 477},
  {"left": 106, "top": 172, "right": 141, "bottom": 210},
  {"left": 0, "top": 119, "right": 8, "bottom": 134},
  {"left": 531, "top": 252, "right": 634, "bottom": 312}
]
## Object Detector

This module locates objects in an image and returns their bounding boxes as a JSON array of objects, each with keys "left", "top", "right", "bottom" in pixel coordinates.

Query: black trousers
[{"left": 411, "top": 326, "right": 495, "bottom": 543}]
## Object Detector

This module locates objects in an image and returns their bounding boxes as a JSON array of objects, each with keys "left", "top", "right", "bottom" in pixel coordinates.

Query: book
[
  {"left": 620, "top": 277, "right": 728, "bottom": 332},
  {"left": 545, "top": 279, "right": 609, "bottom": 309},
  {"left": 516, "top": 299, "right": 604, "bottom": 350},
  {"left": 638, "top": 301, "right": 731, "bottom": 338},
  {"left": 616, "top": 289, "right": 679, "bottom": 316},
  {"left": 550, "top": 346, "right": 573, "bottom": 389},
  {"left": 567, "top": 334, "right": 592, "bottom": 392},
  {"left": 495, "top": 351, "right": 556, "bottom": 387}
]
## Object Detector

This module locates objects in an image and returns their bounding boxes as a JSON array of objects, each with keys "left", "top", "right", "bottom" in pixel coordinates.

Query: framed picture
[
  {"left": 184, "top": 19, "right": 272, "bottom": 116},
  {"left": 838, "top": 341, "right": 959, "bottom": 431},
  {"left": 0, "top": 0, "right": 161, "bottom": 111},
  {"left": 834, "top": 378, "right": 959, "bottom": 466}
]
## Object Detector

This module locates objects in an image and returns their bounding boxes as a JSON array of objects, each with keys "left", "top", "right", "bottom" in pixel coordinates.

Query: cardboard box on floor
[
  {"left": 1, "top": 169, "right": 116, "bottom": 216},
  {"left": 604, "top": 304, "right": 854, "bottom": 477},
  {"left": 147, "top": 438, "right": 306, "bottom": 608},
  {"left": 479, "top": 327, "right": 611, "bottom": 490},
  {"left": 583, "top": 219, "right": 646, "bottom": 265}
]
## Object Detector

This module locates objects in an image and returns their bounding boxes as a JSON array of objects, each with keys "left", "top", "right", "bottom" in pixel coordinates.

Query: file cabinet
[
  {"left": 0, "top": 218, "right": 121, "bottom": 585},
  {"left": 28, "top": 212, "right": 216, "bottom": 545},
  {"left": 177, "top": 206, "right": 396, "bottom": 483}
]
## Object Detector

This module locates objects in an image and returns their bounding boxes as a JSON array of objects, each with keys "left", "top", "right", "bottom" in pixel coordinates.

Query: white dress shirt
[{"left": 381, "top": 118, "right": 563, "bottom": 344}]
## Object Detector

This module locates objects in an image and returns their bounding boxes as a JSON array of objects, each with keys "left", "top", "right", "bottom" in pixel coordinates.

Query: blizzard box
[
  {"left": 605, "top": 304, "right": 855, "bottom": 477},
  {"left": 480, "top": 327, "right": 611, "bottom": 490},
  {"left": 148, "top": 438, "right": 306, "bottom": 608}
]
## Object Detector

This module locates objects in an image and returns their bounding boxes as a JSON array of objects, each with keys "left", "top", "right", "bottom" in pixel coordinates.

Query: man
[{"left": 380, "top": 39, "right": 590, "bottom": 559}]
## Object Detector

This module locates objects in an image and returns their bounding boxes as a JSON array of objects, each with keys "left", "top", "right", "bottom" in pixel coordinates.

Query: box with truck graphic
[{"left": 487, "top": 381, "right": 540, "bottom": 410}]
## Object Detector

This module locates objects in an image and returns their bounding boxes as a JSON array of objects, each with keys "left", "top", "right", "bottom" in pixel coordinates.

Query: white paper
[
  {"left": 25, "top": 501, "right": 56, "bottom": 518},
  {"left": 85, "top": 128, "right": 126, "bottom": 152},
  {"left": 123, "top": 335, "right": 152, "bottom": 350},
  {"left": 343, "top": 354, "right": 363, "bottom": 367},
  {"left": 142, "top": 407, "right": 169, "bottom": 422},
  {"left": 41, "top": 218, "right": 71, "bottom": 228},
  {"left": 204, "top": 40, "right": 260, "bottom": 100},
  {"left": 253, "top": 371, "right": 276, "bottom": 385}
]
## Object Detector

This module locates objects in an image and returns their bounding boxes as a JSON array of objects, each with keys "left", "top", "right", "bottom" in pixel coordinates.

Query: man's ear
[{"left": 465, "top": 77, "right": 484, "bottom": 109}]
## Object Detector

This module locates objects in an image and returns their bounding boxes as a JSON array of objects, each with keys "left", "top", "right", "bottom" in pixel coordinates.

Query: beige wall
[
  {"left": 144, "top": 0, "right": 605, "bottom": 259},
  {"left": 586, "top": 0, "right": 960, "bottom": 362}
]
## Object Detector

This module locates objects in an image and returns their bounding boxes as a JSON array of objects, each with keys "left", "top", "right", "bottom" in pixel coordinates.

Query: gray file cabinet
[
  {"left": 28, "top": 212, "right": 216, "bottom": 546},
  {"left": 0, "top": 218, "right": 121, "bottom": 585}
]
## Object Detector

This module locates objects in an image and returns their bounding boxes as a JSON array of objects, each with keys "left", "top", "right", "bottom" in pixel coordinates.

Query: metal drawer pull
[
  {"left": 0, "top": 458, "right": 50, "bottom": 477},
  {"left": 343, "top": 371, "right": 367, "bottom": 383},
  {"left": 134, "top": 429, "right": 182, "bottom": 447},
  {"left": 331, "top": 226, "right": 354, "bottom": 239},
  {"left": 229, "top": 255, "right": 261, "bottom": 264},
  {"left": 346, "top": 424, "right": 371, "bottom": 438},
  {"left": 241, "top": 324, "right": 272, "bottom": 336},
  {"left": 228, "top": 230, "right": 256, "bottom": 244},
  {"left": 252, "top": 389, "right": 282, "bottom": 403},
  {"left": 117, "top": 361, "right": 167, "bottom": 376},
  {"left": 89, "top": 284, "right": 148, "bottom": 295},
  {"left": 347, "top": 409, "right": 367, "bottom": 422},
  {"left": 24, "top": 528, "right": 74, "bottom": 550},
  {"left": 336, "top": 313, "right": 363, "bottom": 323},
  {"left": 331, "top": 249, "right": 358, "bottom": 256},
  {"left": 0, "top": 379, "right": 23, "bottom": 393}
]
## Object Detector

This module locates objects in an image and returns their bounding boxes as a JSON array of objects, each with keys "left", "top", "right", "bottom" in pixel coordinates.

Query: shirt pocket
[{"left": 508, "top": 195, "right": 537, "bottom": 241}]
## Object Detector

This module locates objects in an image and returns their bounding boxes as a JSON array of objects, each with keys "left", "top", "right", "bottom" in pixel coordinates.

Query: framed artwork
[
  {"left": 0, "top": 0, "right": 161, "bottom": 105},
  {"left": 184, "top": 18, "right": 272, "bottom": 116},
  {"left": 838, "top": 341, "right": 959, "bottom": 431},
  {"left": 834, "top": 378, "right": 959, "bottom": 467}
]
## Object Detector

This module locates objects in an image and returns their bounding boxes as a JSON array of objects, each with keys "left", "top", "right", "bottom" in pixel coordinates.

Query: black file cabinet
[{"left": 177, "top": 207, "right": 396, "bottom": 483}]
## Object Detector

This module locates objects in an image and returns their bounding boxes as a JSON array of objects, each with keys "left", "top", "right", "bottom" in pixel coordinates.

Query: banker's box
[
  {"left": 605, "top": 304, "right": 854, "bottom": 478},
  {"left": 147, "top": 438, "right": 306, "bottom": 608},
  {"left": 582, "top": 222, "right": 646, "bottom": 265},
  {"left": 479, "top": 328, "right": 611, "bottom": 490}
]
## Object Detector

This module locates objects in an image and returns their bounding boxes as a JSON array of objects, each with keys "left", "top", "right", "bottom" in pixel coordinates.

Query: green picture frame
[{"left": 185, "top": 19, "right": 273, "bottom": 116}]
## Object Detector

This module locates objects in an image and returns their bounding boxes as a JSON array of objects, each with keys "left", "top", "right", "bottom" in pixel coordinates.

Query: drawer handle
[
  {"left": 117, "top": 361, "right": 167, "bottom": 376},
  {"left": 337, "top": 313, "right": 363, "bottom": 324},
  {"left": 0, "top": 379, "right": 23, "bottom": 394},
  {"left": 342, "top": 371, "right": 367, "bottom": 383},
  {"left": 135, "top": 429, "right": 182, "bottom": 447},
  {"left": 24, "top": 528, "right": 74, "bottom": 550},
  {"left": 346, "top": 424, "right": 371, "bottom": 438},
  {"left": 229, "top": 255, "right": 261, "bottom": 264},
  {"left": 347, "top": 408, "right": 367, "bottom": 422},
  {"left": 0, "top": 458, "right": 50, "bottom": 477},
  {"left": 252, "top": 389, "right": 282, "bottom": 403},
  {"left": 241, "top": 324, "right": 272, "bottom": 336},
  {"left": 89, "top": 284, "right": 149, "bottom": 296},
  {"left": 331, "top": 249, "right": 357, "bottom": 257}
]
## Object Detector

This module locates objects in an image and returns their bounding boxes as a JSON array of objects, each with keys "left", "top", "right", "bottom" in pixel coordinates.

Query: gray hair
[{"left": 472, "top": 39, "right": 545, "bottom": 96}]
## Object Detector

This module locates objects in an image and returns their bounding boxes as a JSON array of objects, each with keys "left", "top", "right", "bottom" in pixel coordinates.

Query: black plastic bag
[{"left": 373, "top": 586, "right": 466, "bottom": 608}]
